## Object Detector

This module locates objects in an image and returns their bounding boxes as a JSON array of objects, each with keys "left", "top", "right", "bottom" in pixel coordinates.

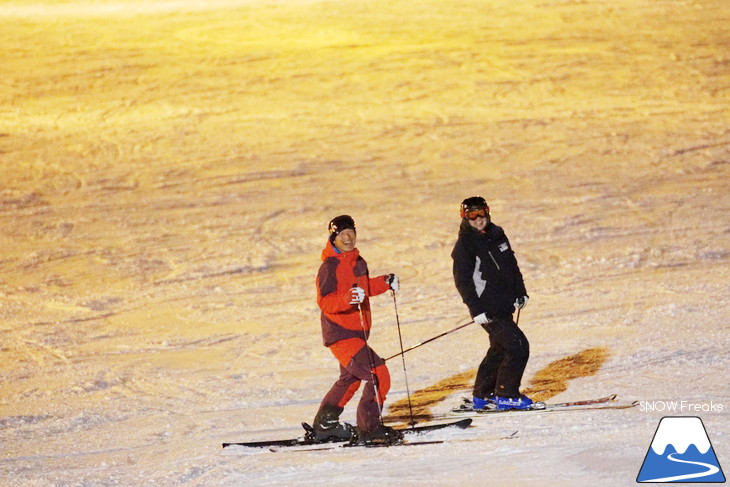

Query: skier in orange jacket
[{"left": 310, "top": 215, "right": 401, "bottom": 445}]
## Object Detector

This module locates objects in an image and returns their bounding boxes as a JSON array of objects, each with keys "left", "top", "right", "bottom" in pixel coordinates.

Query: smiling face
[
  {"left": 462, "top": 203, "right": 490, "bottom": 232},
  {"left": 333, "top": 228, "right": 356, "bottom": 252},
  {"left": 468, "top": 214, "right": 488, "bottom": 232}
]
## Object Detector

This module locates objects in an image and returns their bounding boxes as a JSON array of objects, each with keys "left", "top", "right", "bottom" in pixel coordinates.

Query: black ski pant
[{"left": 472, "top": 315, "right": 530, "bottom": 399}]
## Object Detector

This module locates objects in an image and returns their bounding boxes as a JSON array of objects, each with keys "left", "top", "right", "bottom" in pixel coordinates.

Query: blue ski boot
[
  {"left": 493, "top": 394, "right": 535, "bottom": 411},
  {"left": 471, "top": 394, "right": 496, "bottom": 410},
  {"left": 453, "top": 394, "right": 495, "bottom": 413}
]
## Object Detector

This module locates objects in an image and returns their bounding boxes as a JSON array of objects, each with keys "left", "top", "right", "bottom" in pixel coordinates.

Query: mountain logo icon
[{"left": 637, "top": 416, "right": 726, "bottom": 483}]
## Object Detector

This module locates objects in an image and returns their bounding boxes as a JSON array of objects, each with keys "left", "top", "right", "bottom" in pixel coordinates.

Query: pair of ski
[
  {"left": 223, "top": 394, "right": 635, "bottom": 452},
  {"left": 452, "top": 393, "right": 625, "bottom": 415},
  {"left": 383, "top": 394, "right": 635, "bottom": 423},
  {"left": 222, "top": 418, "right": 473, "bottom": 452}
]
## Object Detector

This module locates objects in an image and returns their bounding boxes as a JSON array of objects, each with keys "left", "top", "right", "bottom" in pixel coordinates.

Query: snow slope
[{"left": 1, "top": 0, "right": 728, "bottom": 485}]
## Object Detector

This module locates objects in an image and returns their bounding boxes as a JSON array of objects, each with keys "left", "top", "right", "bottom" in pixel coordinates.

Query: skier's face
[
  {"left": 468, "top": 215, "right": 488, "bottom": 232},
  {"left": 334, "top": 229, "right": 356, "bottom": 252}
]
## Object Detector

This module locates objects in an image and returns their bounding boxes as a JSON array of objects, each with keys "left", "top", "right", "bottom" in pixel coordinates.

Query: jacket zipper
[{"left": 488, "top": 251, "right": 500, "bottom": 270}]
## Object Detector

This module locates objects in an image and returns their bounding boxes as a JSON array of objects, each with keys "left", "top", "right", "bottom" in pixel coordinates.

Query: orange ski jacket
[{"left": 316, "top": 239, "right": 391, "bottom": 347}]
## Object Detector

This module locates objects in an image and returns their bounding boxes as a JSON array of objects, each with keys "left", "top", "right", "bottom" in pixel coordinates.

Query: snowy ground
[{"left": 1, "top": 0, "right": 729, "bottom": 485}]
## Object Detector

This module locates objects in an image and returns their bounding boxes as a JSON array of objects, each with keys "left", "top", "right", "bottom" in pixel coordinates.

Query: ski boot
[
  {"left": 356, "top": 424, "right": 404, "bottom": 446},
  {"left": 471, "top": 394, "right": 496, "bottom": 410},
  {"left": 303, "top": 421, "right": 356, "bottom": 443},
  {"left": 306, "top": 404, "right": 356, "bottom": 443},
  {"left": 492, "top": 394, "right": 537, "bottom": 411},
  {"left": 453, "top": 394, "right": 495, "bottom": 413}
]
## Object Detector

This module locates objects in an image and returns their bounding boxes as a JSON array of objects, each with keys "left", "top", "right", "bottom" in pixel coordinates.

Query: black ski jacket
[{"left": 451, "top": 220, "right": 527, "bottom": 319}]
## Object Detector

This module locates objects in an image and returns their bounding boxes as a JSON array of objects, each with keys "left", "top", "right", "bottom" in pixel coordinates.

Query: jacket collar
[
  {"left": 458, "top": 220, "right": 503, "bottom": 239},
  {"left": 321, "top": 238, "right": 360, "bottom": 261}
]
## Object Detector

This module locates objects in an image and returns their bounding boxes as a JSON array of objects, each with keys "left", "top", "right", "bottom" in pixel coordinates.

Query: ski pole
[
  {"left": 384, "top": 319, "right": 475, "bottom": 361},
  {"left": 354, "top": 285, "right": 384, "bottom": 424},
  {"left": 391, "top": 290, "right": 416, "bottom": 427}
]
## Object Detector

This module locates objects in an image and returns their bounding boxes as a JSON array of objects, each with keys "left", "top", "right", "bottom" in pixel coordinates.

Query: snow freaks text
[{"left": 639, "top": 401, "right": 724, "bottom": 413}]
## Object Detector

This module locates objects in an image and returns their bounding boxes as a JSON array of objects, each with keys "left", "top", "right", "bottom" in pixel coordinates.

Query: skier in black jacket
[{"left": 451, "top": 196, "right": 535, "bottom": 411}]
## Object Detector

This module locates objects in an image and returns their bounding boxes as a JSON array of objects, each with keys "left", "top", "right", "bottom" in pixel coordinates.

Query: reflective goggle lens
[{"left": 466, "top": 208, "right": 488, "bottom": 220}]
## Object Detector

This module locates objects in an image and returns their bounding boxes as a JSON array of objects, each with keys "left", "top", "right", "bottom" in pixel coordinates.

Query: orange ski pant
[{"left": 318, "top": 337, "right": 390, "bottom": 433}]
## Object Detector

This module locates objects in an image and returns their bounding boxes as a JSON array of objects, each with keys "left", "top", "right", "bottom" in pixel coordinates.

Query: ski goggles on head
[{"left": 464, "top": 207, "right": 489, "bottom": 220}]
